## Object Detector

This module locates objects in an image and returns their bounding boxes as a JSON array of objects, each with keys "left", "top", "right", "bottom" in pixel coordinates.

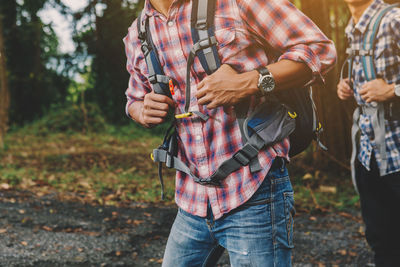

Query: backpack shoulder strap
[
  {"left": 190, "top": 0, "right": 221, "bottom": 75},
  {"left": 183, "top": 0, "right": 220, "bottom": 113},
  {"left": 361, "top": 3, "right": 399, "bottom": 81},
  {"left": 137, "top": 12, "right": 172, "bottom": 98}
]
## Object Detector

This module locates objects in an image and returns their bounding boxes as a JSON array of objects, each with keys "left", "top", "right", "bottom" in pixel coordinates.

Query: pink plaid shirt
[{"left": 124, "top": 0, "right": 336, "bottom": 219}]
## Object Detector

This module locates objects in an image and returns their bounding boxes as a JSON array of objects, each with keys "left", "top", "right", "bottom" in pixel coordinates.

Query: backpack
[
  {"left": 137, "top": 0, "right": 324, "bottom": 196},
  {"left": 340, "top": 3, "right": 400, "bottom": 191}
]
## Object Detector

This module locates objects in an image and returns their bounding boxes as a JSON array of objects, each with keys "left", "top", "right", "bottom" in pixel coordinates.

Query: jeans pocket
[{"left": 283, "top": 191, "right": 295, "bottom": 248}]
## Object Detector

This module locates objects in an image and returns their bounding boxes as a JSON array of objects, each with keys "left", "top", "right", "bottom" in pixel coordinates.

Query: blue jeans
[{"left": 162, "top": 158, "right": 295, "bottom": 267}]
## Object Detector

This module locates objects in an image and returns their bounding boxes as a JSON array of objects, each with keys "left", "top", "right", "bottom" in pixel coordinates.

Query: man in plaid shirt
[
  {"left": 125, "top": 0, "right": 336, "bottom": 265},
  {"left": 337, "top": 0, "right": 400, "bottom": 265}
]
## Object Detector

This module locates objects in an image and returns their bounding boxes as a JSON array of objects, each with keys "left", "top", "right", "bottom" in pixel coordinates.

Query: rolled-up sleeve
[
  {"left": 237, "top": 0, "right": 337, "bottom": 84},
  {"left": 123, "top": 20, "right": 151, "bottom": 118}
]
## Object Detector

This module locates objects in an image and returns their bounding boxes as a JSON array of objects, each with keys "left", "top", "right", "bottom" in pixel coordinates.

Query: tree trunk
[{"left": 0, "top": 17, "right": 10, "bottom": 148}]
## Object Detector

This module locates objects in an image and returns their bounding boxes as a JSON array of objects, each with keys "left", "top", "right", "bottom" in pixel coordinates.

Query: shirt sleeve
[
  {"left": 236, "top": 0, "right": 337, "bottom": 84},
  {"left": 123, "top": 19, "right": 151, "bottom": 118},
  {"left": 388, "top": 8, "right": 400, "bottom": 52}
]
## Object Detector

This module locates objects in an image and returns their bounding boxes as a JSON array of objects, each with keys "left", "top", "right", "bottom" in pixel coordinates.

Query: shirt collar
[
  {"left": 143, "top": 0, "right": 158, "bottom": 17},
  {"left": 345, "top": 0, "right": 385, "bottom": 36},
  {"left": 143, "top": 0, "right": 185, "bottom": 18}
]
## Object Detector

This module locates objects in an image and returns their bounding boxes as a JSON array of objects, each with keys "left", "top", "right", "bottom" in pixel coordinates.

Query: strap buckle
[
  {"left": 175, "top": 112, "right": 193, "bottom": 119},
  {"left": 233, "top": 144, "right": 258, "bottom": 166}
]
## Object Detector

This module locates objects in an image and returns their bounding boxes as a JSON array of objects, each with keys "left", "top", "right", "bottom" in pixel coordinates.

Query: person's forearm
[
  {"left": 238, "top": 60, "right": 313, "bottom": 98},
  {"left": 267, "top": 59, "right": 313, "bottom": 91}
]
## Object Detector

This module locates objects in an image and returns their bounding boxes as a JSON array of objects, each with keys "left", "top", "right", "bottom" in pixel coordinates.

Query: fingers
[
  {"left": 337, "top": 79, "right": 353, "bottom": 100},
  {"left": 141, "top": 92, "right": 174, "bottom": 125}
]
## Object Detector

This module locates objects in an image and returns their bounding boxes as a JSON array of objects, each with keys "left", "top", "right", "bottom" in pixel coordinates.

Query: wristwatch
[
  {"left": 394, "top": 84, "right": 400, "bottom": 97},
  {"left": 257, "top": 67, "right": 276, "bottom": 95}
]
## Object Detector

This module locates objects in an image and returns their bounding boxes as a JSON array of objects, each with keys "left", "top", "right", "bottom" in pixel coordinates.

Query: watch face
[
  {"left": 395, "top": 85, "right": 400, "bottom": 97},
  {"left": 261, "top": 76, "right": 275, "bottom": 93}
]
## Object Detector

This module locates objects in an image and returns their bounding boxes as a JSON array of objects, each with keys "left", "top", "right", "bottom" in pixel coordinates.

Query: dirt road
[{"left": 0, "top": 190, "right": 373, "bottom": 266}]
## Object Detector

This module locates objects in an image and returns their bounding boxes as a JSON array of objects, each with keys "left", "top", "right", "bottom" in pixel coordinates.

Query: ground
[{"left": 0, "top": 190, "right": 374, "bottom": 267}]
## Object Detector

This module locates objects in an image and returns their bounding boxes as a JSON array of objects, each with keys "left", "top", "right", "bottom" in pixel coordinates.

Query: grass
[
  {"left": 1, "top": 120, "right": 359, "bottom": 212},
  {"left": 0, "top": 123, "right": 176, "bottom": 205}
]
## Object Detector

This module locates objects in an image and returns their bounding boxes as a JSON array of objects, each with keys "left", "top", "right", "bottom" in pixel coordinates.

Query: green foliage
[
  {"left": 20, "top": 103, "right": 107, "bottom": 135},
  {"left": 73, "top": 0, "right": 145, "bottom": 124},
  {"left": 0, "top": 0, "right": 71, "bottom": 124}
]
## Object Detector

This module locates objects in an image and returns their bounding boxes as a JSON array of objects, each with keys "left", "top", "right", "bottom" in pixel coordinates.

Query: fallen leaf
[
  {"left": 0, "top": 229, "right": 7, "bottom": 234},
  {"left": 21, "top": 241, "right": 28, "bottom": 246},
  {"left": 302, "top": 173, "right": 313, "bottom": 180},
  {"left": 104, "top": 194, "right": 115, "bottom": 201},
  {"left": 18, "top": 209, "right": 25, "bottom": 214},
  {"left": 349, "top": 251, "right": 357, "bottom": 257},
  {"left": 0, "top": 183, "right": 10, "bottom": 190},
  {"left": 116, "top": 251, "right": 122, "bottom": 256},
  {"left": 309, "top": 216, "right": 317, "bottom": 221},
  {"left": 42, "top": 226, "right": 53, "bottom": 232},
  {"left": 78, "top": 181, "right": 91, "bottom": 188},
  {"left": 143, "top": 212, "right": 152, "bottom": 217},
  {"left": 338, "top": 249, "right": 347, "bottom": 255},
  {"left": 319, "top": 185, "right": 337, "bottom": 194}
]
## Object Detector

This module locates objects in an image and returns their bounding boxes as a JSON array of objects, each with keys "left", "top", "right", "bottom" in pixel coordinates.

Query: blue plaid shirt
[{"left": 345, "top": 0, "right": 400, "bottom": 175}]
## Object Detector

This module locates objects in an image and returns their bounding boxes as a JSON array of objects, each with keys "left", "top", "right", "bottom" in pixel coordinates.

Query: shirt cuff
[
  {"left": 278, "top": 45, "right": 324, "bottom": 85},
  {"left": 125, "top": 99, "right": 136, "bottom": 119}
]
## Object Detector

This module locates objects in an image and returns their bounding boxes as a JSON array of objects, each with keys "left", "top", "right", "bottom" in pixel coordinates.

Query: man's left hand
[
  {"left": 359, "top": 78, "right": 395, "bottom": 103},
  {"left": 196, "top": 64, "right": 259, "bottom": 109}
]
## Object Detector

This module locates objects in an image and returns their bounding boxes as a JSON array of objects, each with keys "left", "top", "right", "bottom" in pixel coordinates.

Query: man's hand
[
  {"left": 337, "top": 78, "right": 354, "bottom": 100},
  {"left": 196, "top": 64, "right": 259, "bottom": 109},
  {"left": 359, "top": 78, "right": 395, "bottom": 103},
  {"left": 134, "top": 91, "right": 175, "bottom": 128}
]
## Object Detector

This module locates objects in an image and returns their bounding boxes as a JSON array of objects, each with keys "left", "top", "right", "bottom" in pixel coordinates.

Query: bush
[{"left": 21, "top": 103, "right": 107, "bottom": 135}]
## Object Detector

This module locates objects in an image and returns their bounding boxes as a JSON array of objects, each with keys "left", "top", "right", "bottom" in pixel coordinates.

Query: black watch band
[
  {"left": 257, "top": 67, "right": 271, "bottom": 76},
  {"left": 257, "top": 67, "right": 275, "bottom": 95}
]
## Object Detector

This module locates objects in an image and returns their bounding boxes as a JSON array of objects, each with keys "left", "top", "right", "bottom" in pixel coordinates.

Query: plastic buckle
[
  {"left": 233, "top": 150, "right": 251, "bottom": 166},
  {"left": 288, "top": 111, "right": 297, "bottom": 119},
  {"left": 148, "top": 75, "right": 157, "bottom": 84},
  {"left": 196, "top": 178, "right": 221, "bottom": 187},
  {"left": 175, "top": 112, "right": 193, "bottom": 119}
]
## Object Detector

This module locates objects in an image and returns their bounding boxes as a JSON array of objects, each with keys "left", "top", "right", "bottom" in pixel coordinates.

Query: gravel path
[{"left": 0, "top": 190, "right": 373, "bottom": 267}]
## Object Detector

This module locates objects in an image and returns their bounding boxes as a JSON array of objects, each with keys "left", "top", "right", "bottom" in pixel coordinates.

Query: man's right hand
[
  {"left": 337, "top": 78, "right": 354, "bottom": 100},
  {"left": 130, "top": 91, "right": 175, "bottom": 128}
]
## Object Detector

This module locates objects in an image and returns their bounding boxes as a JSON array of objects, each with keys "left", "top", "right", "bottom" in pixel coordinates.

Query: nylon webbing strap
[
  {"left": 362, "top": 4, "right": 399, "bottom": 81},
  {"left": 137, "top": 13, "right": 172, "bottom": 98},
  {"left": 362, "top": 105, "right": 388, "bottom": 176},
  {"left": 153, "top": 134, "right": 265, "bottom": 186},
  {"left": 183, "top": 0, "right": 220, "bottom": 114},
  {"left": 191, "top": 0, "right": 220, "bottom": 75},
  {"left": 184, "top": 36, "right": 218, "bottom": 113},
  {"left": 350, "top": 107, "right": 360, "bottom": 194}
]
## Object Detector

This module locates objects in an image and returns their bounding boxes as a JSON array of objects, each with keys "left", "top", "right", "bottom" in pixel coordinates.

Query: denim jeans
[
  {"left": 162, "top": 157, "right": 295, "bottom": 267},
  {"left": 355, "top": 157, "right": 400, "bottom": 267}
]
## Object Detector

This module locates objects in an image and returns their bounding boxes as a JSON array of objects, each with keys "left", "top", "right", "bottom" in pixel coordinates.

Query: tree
[
  {"left": 73, "top": 0, "right": 144, "bottom": 123},
  {"left": 1, "top": 0, "right": 71, "bottom": 125},
  {"left": 0, "top": 16, "right": 9, "bottom": 148}
]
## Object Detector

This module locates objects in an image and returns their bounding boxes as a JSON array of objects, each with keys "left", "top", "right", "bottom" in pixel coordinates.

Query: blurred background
[
  {"left": 2, "top": 0, "right": 400, "bottom": 265},
  {"left": 0, "top": 0, "right": 399, "bottom": 208}
]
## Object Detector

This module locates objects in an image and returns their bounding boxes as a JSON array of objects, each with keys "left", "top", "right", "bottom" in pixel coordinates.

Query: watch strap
[{"left": 257, "top": 67, "right": 270, "bottom": 76}]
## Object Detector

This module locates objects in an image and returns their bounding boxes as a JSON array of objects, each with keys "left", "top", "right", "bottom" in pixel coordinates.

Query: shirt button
[
  {"left": 175, "top": 50, "right": 183, "bottom": 57},
  {"left": 200, "top": 166, "right": 207, "bottom": 171},
  {"left": 167, "top": 21, "right": 174, "bottom": 27},
  {"left": 195, "top": 135, "right": 202, "bottom": 141}
]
